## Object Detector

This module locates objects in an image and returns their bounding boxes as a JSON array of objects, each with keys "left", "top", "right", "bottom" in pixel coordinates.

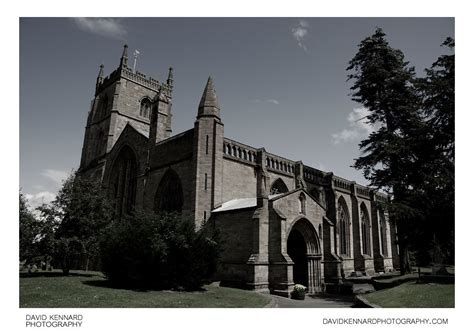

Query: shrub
[{"left": 100, "top": 211, "right": 220, "bottom": 290}]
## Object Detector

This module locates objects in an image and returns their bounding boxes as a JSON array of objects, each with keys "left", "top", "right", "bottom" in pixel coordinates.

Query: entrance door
[{"left": 287, "top": 229, "right": 308, "bottom": 286}]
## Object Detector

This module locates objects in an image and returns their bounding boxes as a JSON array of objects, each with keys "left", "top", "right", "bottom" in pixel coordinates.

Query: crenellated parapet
[
  {"left": 95, "top": 45, "right": 172, "bottom": 99},
  {"left": 96, "top": 65, "right": 164, "bottom": 95}
]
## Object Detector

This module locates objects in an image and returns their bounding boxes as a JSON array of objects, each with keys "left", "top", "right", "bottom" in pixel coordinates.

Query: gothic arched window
[
  {"left": 379, "top": 209, "right": 388, "bottom": 256},
  {"left": 337, "top": 197, "right": 351, "bottom": 256},
  {"left": 270, "top": 178, "right": 289, "bottom": 195},
  {"left": 139, "top": 98, "right": 152, "bottom": 119},
  {"left": 154, "top": 169, "right": 184, "bottom": 214},
  {"left": 109, "top": 146, "right": 137, "bottom": 219},
  {"left": 361, "top": 204, "right": 371, "bottom": 255}
]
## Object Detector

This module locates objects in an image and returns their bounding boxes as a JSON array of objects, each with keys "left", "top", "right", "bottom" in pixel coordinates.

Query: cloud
[
  {"left": 266, "top": 99, "right": 280, "bottom": 105},
  {"left": 291, "top": 20, "right": 310, "bottom": 51},
  {"left": 253, "top": 98, "right": 280, "bottom": 105},
  {"left": 332, "top": 107, "right": 378, "bottom": 144},
  {"left": 71, "top": 18, "right": 127, "bottom": 40},
  {"left": 25, "top": 191, "right": 56, "bottom": 211},
  {"left": 41, "top": 169, "right": 69, "bottom": 186}
]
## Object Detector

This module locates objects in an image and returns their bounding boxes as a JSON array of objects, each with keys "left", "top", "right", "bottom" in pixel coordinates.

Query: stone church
[{"left": 79, "top": 45, "right": 399, "bottom": 297}]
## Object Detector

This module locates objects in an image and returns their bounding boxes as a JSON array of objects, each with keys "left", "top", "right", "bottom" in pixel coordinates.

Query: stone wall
[
  {"left": 213, "top": 209, "right": 256, "bottom": 287},
  {"left": 222, "top": 158, "right": 257, "bottom": 202}
]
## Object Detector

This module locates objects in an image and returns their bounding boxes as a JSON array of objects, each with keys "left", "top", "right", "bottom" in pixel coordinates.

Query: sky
[{"left": 19, "top": 17, "right": 454, "bottom": 209}]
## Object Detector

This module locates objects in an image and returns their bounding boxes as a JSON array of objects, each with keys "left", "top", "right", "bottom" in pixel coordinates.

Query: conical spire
[
  {"left": 198, "top": 76, "right": 220, "bottom": 119},
  {"left": 120, "top": 44, "right": 128, "bottom": 67}
]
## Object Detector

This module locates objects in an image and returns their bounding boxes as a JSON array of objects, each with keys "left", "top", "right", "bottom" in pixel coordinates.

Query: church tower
[
  {"left": 192, "top": 77, "right": 224, "bottom": 226},
  {"left": 79, "top": 45, "right": 173, "bottom": 179}
]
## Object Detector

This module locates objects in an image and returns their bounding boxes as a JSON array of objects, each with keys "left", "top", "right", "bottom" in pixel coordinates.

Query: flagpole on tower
[{"left": 133, "top": 49, "right": 140, "bottom": 73}]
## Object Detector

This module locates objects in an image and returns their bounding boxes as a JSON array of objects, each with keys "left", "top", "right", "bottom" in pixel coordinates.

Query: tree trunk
[
  {"left": 399, "top": 242, "right": 412, "bottom": 275},
  {"left": 61, "top": 257, "right": 70, "bottom": 275}
]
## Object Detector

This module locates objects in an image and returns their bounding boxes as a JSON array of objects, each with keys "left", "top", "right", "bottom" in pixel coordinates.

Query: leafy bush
[
  {"left": 291, "top": 284, "right": 306, "bottom": 300},
  {"left": 292, "top": 284, "right": 306, "bottom": 293},
  {"left": 100, "top": 211, "right": 220, "bottom": 290}
]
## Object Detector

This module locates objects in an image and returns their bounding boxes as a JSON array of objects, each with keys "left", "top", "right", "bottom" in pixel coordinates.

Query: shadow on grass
[
  {"left": 82, "top": 279, "right": 149, "bottom": 292},
  {"left": 82, "top": 278, "right": 208, "bottom": 293},
  {"left": 20, "top": 271, "right": 102, "bottom": 278}
]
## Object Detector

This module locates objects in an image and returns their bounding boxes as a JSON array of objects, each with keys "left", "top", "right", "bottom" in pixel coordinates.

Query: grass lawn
[
  {"left": 20, "top": 271, "right": 270, "bottom": 308},
  {"left": 363, "top": 281, "right": 454, "bottom": 308}
]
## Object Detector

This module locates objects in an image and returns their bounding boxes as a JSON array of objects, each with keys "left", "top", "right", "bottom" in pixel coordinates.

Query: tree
[
  {"left": 38, "top": 171, "right": 113, "bottom": 274},
  {"left": 347, "top": 28, "right": 424, "bottom": 274},
  {"left": 19, "top": 192, "right": 39, "bottom": 263},
  {"left": 347, "top": 28, "right": 455, "bottom": 273},
  {"left": 414, "top": 38, "right": 455, "bottom": 265}
]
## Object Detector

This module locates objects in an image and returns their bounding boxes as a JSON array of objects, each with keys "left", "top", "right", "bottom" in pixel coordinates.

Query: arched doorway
[
  {"left": 288, "top": 229, "right": 308, "bottom": 286},
  {"left": 287, "top": 219, "right": 323, "bottom": 293}
]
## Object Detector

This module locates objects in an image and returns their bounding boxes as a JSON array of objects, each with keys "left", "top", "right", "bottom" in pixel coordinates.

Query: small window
[
  {"left": 299, "top": 193, "right": 306, "bottom": 215},
  {"left": 139, "top": 98, "right": 152, "bottom": 118}
]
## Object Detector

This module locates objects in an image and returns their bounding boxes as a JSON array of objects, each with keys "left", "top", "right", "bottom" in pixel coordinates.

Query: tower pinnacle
[
  {"left": 167, "top": 67, "right": 174, "bottom": 89},
  {"left": 96, "top": 64, "right": 104, "bottom": 87},
  {"left": 198, "top": 76, "right": 220, "bottom": 119},
  {"left": 120, "top": 44, "right": 128, "bottom": 68}
]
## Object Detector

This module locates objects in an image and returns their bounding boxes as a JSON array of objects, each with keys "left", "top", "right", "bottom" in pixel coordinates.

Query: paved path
[{"left": 266, "top": 293, "right": 355, "bottom": 308}]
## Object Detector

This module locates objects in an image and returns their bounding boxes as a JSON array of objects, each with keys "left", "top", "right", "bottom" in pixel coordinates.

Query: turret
[{"left": 192, "top": 76, "right": 224, "bottom": 226}]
